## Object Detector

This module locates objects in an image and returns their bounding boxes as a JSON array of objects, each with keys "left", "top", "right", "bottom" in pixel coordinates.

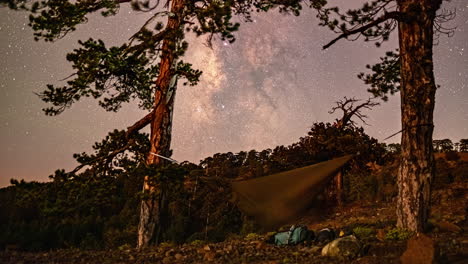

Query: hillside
[{"left": 1, "top": 153, "right": 466, "bottom": 264}]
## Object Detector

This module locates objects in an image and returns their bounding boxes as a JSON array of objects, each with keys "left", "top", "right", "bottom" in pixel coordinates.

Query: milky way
[{"left": 0, "top": 1, "right": 467, "bottom": 186}]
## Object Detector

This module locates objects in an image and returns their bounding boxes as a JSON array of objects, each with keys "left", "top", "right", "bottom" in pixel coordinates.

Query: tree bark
[
  {"left": 335, "top": 171, "right": 343, "bottom": 207},
  {"left": 396, "top": 0, "right": 441, "bottom": 232},
  {"left": 138, "top": 0, "right": 185, "bottom": 248},
  {"left": 323, "top": 171, "right": 342, "bottom": 207}
]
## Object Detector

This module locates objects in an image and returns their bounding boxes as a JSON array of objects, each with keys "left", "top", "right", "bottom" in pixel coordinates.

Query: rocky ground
[{"left": 1, "top": 181, "right": 466, "bottom": 264}]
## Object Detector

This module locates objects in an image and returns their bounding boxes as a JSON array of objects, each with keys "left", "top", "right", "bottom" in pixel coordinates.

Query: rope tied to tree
[
  {"left": 383, "top": 123, "right": 434, "bottom": 141},
  {"left": 149, "top": 152, "right": 179, "bottom": 163}
]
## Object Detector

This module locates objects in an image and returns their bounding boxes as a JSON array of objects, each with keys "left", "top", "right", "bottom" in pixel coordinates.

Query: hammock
[{"left": 232, "top": 155, "right": 353, "bottom": 229}]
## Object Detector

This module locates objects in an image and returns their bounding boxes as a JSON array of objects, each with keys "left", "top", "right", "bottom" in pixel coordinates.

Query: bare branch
[
  {"left": 434, "top": 8, "right": 456, "bottom": 43},
  {"left": 330, "top": 97, "right": 380, "bottom": 129}
]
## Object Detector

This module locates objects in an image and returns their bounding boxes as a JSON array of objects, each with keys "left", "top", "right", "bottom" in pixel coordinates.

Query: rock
[
  {"left": 204, "top": 251, "right": 216, "bottom": 261},
  {"left": 255, "top": 241, "right": 267, "bottom": 250},
  {"left": 401, "top": 233, "right": 438, "bottom": 264},
  {"left": 203, "top": 245, "right": 211, "bottom": 251},
  {"left": 310, "top": 246, "right": 322, "bottom": 254},
  {"left": 321, "top": 235, "right": 361, "bottom": 259},
  {"left": 353, "top": 256, "right": 379, "bottom": 264},
  {"left": 162, "top": 256, "right": 173, "bottom": 264},
  {"left": 434, "top": 221, "right": 462, "bottom": 233},
  {"left": 376, "top": 229, "right": 386, "bottom": 242}
]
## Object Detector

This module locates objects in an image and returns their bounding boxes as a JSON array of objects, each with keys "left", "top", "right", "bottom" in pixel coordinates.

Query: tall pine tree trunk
[
  {"left": 396, "top": 0, "right": 441, "bottom": 232},
  {"left": 138, "top": 0, "right": 185, "bottom": 248}
]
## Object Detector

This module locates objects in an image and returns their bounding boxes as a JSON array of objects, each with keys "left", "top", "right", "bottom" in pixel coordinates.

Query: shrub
[
  {"left": 385, "top": 228, "right": 413, "bottom": 241},
  {"left": 445, "top": 151, "right": 460, "bottom": 161},
  {"left": 345, "top": 170, "right": 378, "bottom": 201},
  {"left": 245, "top": 233, "right": 262, "bottom": 241},
  {"left": 352, "top": 226, "right": 375, "bottom": 239},
  {"left": 189, "top": 239, "right": 205, "bottom": 246},
  {"left": 434, "top": 159, "right": 453, "bottom": 187},
  {"left": 452, "top": 161, "right": 468, "bottom": 182}
]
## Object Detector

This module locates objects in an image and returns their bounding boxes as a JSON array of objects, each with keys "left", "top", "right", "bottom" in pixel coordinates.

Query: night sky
[{"left": 1, "top": 1, "right": 467, "bottom": 187}]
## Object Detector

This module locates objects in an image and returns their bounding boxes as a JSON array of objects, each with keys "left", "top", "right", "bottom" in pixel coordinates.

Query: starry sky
[{"left": 0, "top": 1, "right": 467, "bottom": 187}]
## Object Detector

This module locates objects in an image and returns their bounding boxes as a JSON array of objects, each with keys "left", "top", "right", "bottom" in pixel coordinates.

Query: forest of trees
[
  {"left": 0, "top": 116, "right": 390, "bottom": 250},
  {"left": 1, "top": 0, "right": 463, "bottom": 253},
  {"left": 1, "top": 98, "right": 466, "bottom": 250},
  {"left": 387, "top": 139, "right": 468, "bottom": 153}
]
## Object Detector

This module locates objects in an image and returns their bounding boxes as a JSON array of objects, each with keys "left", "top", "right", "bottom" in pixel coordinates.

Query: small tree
[
  {"left": 459, "top": 139, "right": 468, "bottom": 152},
  {"left": 433, "top": 139, "right": 453, "bottom": 153}
]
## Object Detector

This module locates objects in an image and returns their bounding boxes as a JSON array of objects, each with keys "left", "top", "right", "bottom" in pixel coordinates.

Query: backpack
[
  {"left": 315, "top": 228, "right": 336, "bottom": 243},
  {"left": 270, "top": 225, "right": 314, "bottom": 246}
]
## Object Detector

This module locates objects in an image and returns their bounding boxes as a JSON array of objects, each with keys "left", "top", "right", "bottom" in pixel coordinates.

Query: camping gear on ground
[
  {"left": 315, "top": 228, "right": 336, "bottom": 243},
  {"left": 268, "top": 225, "right": 315, "bottom": 246},
  {"left": 232, "top": 155, "right": 353, "bottom": 229}
]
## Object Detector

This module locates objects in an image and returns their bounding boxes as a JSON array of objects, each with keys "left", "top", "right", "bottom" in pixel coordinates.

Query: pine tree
[
  {"left": 459, "top": 139, "right": 468, "bottom": 152},
  {"left": 315, "top": 0, "right": 454, "bottom": 232}
]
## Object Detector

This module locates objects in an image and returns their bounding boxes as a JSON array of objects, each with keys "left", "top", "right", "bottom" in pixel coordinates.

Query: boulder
[
  {"left": 376, "top": 229, "right": 386, "bottom": 242},
  {"left": 162, "top": 256, "right": 173, "bottom": 264},
  {"left": 204, "top": 251, "right": 216, "bottom": 261},
  {"left": 434, "top": 221, "right": 462, "bottom": 233},
  {"left": 321, "top": 235, "right": 361, "bottom": 259},
  {"left": 401, "top": 233, "right": 438, "bottom": 264}
]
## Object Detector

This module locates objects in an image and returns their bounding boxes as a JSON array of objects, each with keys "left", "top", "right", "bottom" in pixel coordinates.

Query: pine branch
[
  {"left": 68, "top": 140, "right": 135, "bottom": 175},
  {"left": 323, "top": 11, "right": 402, "bottom": 50},
  {"left": 125, "top": 110, "right": 154, "bottom": 138},
  {"left": 346, "top": 98, "right": 379, "bottom": 124},
  {"left": 68, "top": 110, "right": 154, "bottom": 175}
]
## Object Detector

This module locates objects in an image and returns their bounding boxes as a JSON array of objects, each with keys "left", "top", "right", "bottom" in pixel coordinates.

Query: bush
[
  {"left": 352, "top": 226, "right": 375, "bottom": 239},
  {"left": 103, "top": 226, "right": 136, "bottom": 248},
  {"left": 385, "top": 228, "right": 413, "bottom": 241},
  {"left": 434, "top": 159, "right": 453, "bottom": 187},
  {"left": 445, "top": 151, "right": 460, "bottom": 161},
  {"left": 452, "top": 161, "right": 468, "bottom": 182},
  {"left": 245, "top": 233, "right": 262, "bottom": 241},
  {"left": 345, "top": 170, "right": 378, "bottom": 201},
  {"left": 189, "top": 239, "right": 205, "bottom": 246}
]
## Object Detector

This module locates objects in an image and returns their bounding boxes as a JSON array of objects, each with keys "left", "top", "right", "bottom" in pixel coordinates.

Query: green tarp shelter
[{"left": 232, "top": 155, "right": 353, "bottom": 229}]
